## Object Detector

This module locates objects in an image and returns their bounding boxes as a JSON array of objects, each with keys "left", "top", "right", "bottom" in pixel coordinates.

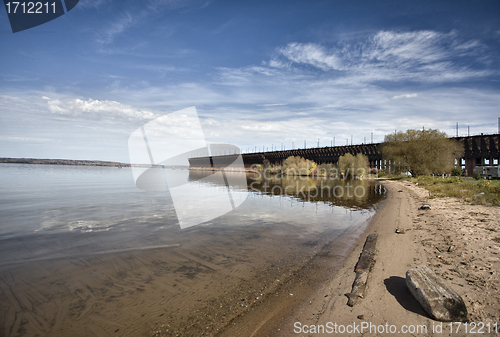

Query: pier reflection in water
[{"left": 188, "top": 169, "right": 386, "bottom": 211}]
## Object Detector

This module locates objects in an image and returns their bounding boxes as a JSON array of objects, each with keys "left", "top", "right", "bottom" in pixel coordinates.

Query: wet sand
[{"left": 268, "top": 180, "right": 500, "bottom": 337}]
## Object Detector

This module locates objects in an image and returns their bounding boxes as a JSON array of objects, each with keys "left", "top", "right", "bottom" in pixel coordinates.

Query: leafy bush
[
  {"left": 282, "top": 156, "right": 317, "bottom": 176},
  {"left": 451, "top": 166, "right": 463, "bottom": 176},
  {"left": 316, "top": 163, "right": 339, "bottom": 178},
  {"left": 338, "top": 153, "right": 369, "bottom": 178}
]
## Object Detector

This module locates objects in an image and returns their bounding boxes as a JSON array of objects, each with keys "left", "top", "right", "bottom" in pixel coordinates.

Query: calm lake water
[
  {"left": 0, "top": 163, "right": 386, "bottom": 336},
  {"left": 0, "top": 163, "right": 386, "bottom": 264}
]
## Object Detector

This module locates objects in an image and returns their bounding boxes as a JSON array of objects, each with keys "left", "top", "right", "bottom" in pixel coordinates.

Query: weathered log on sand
[
  {"left": 346, "top": 233, "right": 378, "bottom": 307},
  {"left": 406, "top": 265, "right": 468, "bottom": 322}
]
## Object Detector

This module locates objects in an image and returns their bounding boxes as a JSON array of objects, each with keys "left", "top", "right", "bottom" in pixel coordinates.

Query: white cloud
[
  {"left": 268, "top": 59, "right": 287, "bottom": 69},
  {"left": 256, "top": 103, "right": 288, "bottom": 107},
  {"left": 366, "top": 30, "right": 447, "bottom": 64},
  {"left": 277, "top": 42, "right": 343, "bottom": 71},
  {"left": 392, "top": 93, "right": 418, "bottom": 100},
  {"left": 45, "top": 97, "right": 159, "bottom": 121}
]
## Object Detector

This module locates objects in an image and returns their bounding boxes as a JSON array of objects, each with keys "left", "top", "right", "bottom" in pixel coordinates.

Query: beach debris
[
  {"left": 419, "top": 204, "right": 431, "bottom": 210},
  {"left": 406, "top": 265, "right": 468, "bottom": 322},
  {"left": 474, "top": 192, "right": 485, "bottom": 197},
  {"left": 346, "top": 233, "right": 378, "bottom": 307},
  {"left": 357, "top": 315, "right": 365, "bottom": 320},
  {"left": 395, "top": 228, "right": 406, "bottom": 234},
  {"left": 398, "top": 190, "right": 403, "bottom": 192},
  {"left": 447, "top": 245, "right": 456, "bottom": 252}
]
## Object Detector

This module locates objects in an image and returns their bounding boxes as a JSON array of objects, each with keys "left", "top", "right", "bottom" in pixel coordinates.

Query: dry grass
[{"left": 390, "top": 176, "right": 500, "bottom": 206}]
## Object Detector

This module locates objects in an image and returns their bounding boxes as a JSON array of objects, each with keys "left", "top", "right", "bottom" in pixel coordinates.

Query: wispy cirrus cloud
[
  {"left": 93, "top": 0, "right": 209, "bottom": 45},
  {"left": 366, "top": 30, "right": 449, "bottom": 64},
  {"left": 277, "top": 42, "right": 344, "bottom": 71},
  {"left": 267, "top": 30, "right": 494, "bottom": 85},
  {"left": 96, "top": 12, "right": 137, "bottom": 45}
]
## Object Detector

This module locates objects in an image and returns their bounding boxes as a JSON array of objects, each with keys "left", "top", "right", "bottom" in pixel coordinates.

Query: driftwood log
[
  {"left": 346, "top": 233, "right": 378, "bottom": 306},
  {"left": 406, "top": 265, "right": 468, "bottom": 322}
]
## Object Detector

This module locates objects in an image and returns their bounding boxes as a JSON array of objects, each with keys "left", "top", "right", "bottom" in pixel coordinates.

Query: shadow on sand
[{"left": 384, "top": 276, "right": 428, "bottom": 318}]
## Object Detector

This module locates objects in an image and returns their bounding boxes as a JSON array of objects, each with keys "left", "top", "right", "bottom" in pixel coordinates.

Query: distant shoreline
[
  {"left": 0, "top": 158, "right": 196, "bottom": 169},
  {"left": 0, "top": 157, "right": 131, "bottom": 167}
]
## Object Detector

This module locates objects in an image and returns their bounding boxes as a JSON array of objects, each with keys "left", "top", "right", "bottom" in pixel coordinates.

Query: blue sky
[{"left": 1, "top": 0, "right": 499, "bottom": 162}]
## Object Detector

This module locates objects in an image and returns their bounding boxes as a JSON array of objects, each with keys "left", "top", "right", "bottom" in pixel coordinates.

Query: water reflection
[{"left": 188, "top": 170, "right": 386, "bottom": 210}]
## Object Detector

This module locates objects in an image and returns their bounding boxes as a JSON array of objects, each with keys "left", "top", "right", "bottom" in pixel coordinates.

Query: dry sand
[{"left": 258, "top": 180, "right": 500, "bottom": 337}]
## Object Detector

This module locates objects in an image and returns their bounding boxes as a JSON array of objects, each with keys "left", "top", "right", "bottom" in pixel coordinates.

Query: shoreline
[
  {"left": 215, "top": 201, "right": 384, "bottom": 337},
  {"left": 227, "top": 179, "right": 499, "bottom": 336},
  {"left": 0, "top": 157, "right": 130, "bottom": 167}
]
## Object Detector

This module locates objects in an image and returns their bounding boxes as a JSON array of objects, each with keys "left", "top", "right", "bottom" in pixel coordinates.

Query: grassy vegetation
[{"left": 392, "top": 176, "right": 500, "bottom": 206}]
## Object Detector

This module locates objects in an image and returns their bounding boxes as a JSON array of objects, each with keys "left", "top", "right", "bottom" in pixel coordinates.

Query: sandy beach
[{"left": 249, "top": 180, "right": 500, "bottom": 337}]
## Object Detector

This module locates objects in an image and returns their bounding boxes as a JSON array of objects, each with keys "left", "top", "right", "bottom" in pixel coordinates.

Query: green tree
[
  {"left": 380, "top": 129, "right": 463, "bottom": 176},
  {"left": 282, "top": 156, "right": 317, "bottom": 176},
  {"left": 338, "top": 153, "right": 369, "bottom": 178}
]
